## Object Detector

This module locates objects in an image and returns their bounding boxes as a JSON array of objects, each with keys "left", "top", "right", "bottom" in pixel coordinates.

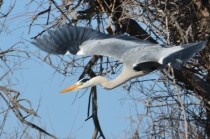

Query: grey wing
[
  {"left": 32, "top": 25, "right": 153, "bottom": 61},
  {"left": 78, "top": 36, "right": 153, "bottom": 60},
  {"left": 131, "top": 41, "right": 207, "bottom": 71},
  {"left": 32, "top": 25, "right": 106, "bottom": 54},
  {"left": 121, "top": 45, "right": 164, "bottom": 71}
]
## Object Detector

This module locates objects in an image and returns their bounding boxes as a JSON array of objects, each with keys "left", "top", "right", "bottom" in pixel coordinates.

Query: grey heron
[{"left": 32, "top": 25, "right": 206, "bottom": 93}]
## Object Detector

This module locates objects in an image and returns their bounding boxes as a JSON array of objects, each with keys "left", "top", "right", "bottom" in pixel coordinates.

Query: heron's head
[{"left": 61, "top": 78, "right": 91, "bottom": 93}]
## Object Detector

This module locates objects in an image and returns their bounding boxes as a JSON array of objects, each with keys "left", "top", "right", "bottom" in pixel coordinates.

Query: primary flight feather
[{"left": 32, "top": 25, "right": 206, "bottom": 92}]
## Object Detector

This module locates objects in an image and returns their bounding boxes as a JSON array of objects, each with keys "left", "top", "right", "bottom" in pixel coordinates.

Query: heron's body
[{"left": 32, "top": 25, "right": 206, "bottom": 92}]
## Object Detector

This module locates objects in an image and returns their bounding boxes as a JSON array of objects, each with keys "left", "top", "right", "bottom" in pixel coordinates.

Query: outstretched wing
[{"left": 32, "top": 25, "right": 152, "bottom": 61}]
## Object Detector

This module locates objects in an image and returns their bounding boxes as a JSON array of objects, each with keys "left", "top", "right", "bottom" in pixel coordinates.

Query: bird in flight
[{"left": 32, "top": 25, "right": 206, "bottom": 93}]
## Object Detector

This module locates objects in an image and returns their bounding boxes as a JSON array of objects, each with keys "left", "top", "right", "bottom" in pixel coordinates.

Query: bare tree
[
  {"left": 0, "top": 1, "right": 57, "bottom": 138},
  {"left": 30, "top": 0, "right": 210, "bottom": 138},
  {"left": 1, "top": 0, "right": 210, "bottom": 138}
]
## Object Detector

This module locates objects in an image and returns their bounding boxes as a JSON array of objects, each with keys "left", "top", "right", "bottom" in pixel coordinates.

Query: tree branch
[{"left": 0, "top": 86, "right": 57, "bottom": 139}]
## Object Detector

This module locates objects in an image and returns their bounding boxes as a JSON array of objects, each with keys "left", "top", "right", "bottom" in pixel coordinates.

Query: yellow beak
[{"left": 61, "top": 84, "right": 81, "bottom": 93}]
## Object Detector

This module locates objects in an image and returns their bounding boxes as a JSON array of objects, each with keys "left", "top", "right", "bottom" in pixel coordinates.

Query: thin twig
[
  {"left": 170, "top": 68, "right": 189, "bottom": 139},
  {"left": 91, "top": 87, "right": 105, "bottom": 139},
  {"left": 50, "top": 0, "right": 71, "bottom": 23},
  {"left": 0, "top": 86, "right": 58, "bottom": 139}
]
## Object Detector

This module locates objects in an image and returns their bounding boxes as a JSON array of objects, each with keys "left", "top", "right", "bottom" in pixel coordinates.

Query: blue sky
[{"left": 0, "top": 1, "right": 153, "bottom": 138}]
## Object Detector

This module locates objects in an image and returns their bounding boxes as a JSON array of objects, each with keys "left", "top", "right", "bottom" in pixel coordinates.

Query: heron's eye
[{"left": 79, "top": 78, "right": 90, "bottom": 83}]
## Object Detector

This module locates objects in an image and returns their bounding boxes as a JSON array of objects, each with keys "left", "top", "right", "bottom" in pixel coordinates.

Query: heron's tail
[{"left": 159, "top": 41, "right": 207, "bottom": 69}]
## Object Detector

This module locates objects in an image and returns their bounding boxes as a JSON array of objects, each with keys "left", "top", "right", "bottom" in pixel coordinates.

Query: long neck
[{"left": 92, "top": 69, "right": 139, "bottom": 89}]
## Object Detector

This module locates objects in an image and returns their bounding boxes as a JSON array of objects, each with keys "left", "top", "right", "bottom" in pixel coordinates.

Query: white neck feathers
[{"left": 88, "top": 68, "right": 143, "bottom": 89}]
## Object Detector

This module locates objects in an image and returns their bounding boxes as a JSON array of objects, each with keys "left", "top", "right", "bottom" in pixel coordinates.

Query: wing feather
[
  {"left": 32, "top": 25, "right": 152, "bottom": 59},
  {"left": 33, "top": 26, "right": 206, "bottom": 71}
]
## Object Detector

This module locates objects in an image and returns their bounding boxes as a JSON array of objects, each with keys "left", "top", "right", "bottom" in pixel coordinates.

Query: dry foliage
[{"left": 1, "top": 0, "right": 210, "bottom": 139}]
